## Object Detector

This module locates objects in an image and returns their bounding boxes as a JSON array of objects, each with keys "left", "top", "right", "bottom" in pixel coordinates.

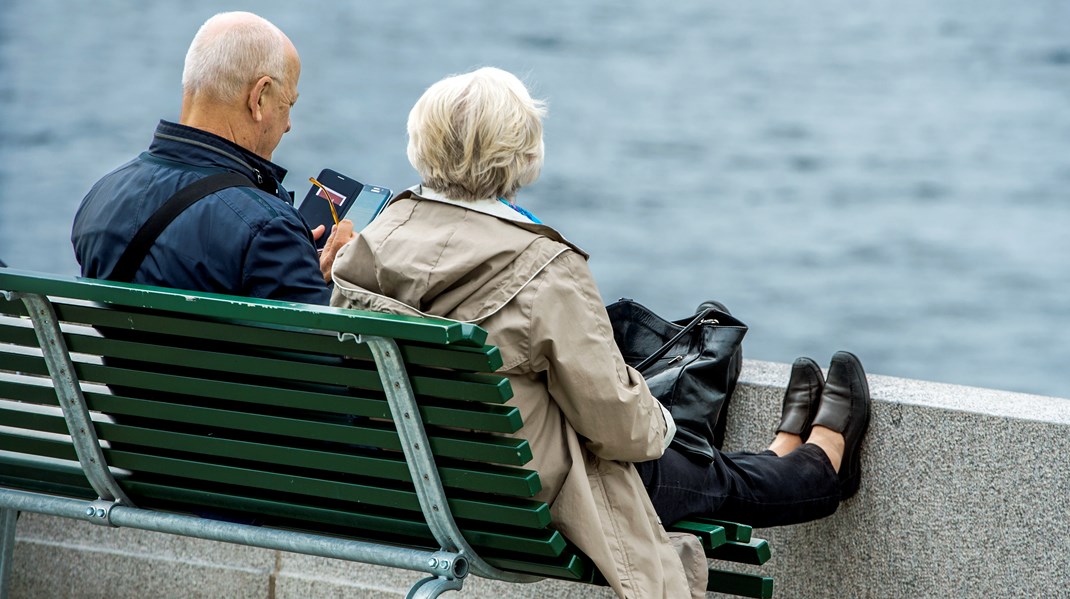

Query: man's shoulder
[
  {"left": 103, "top": 153, "right": 298, "bottom": 228},
  {"left": 210, "top": 183, "right": 300, "bottom": 232},
  {"left": 83, "top": 155, "right": 146, "bottom": 194}
]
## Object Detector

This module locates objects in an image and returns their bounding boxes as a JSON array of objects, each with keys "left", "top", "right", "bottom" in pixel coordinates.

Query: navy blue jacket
[{"left": 72, "top": 120, "right": 330, "bottom": 305}]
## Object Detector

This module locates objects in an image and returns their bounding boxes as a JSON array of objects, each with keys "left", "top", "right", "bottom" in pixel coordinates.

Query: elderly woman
[{"left": 331, "top": 67, "right": 871, "bottom": 598}]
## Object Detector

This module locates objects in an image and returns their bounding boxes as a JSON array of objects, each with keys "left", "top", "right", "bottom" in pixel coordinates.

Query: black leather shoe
[
  {"left": 776, "top": 357, "right": 824, "bottom": 438},
  {"left": 811, "top": 351, "right": 871, "bottom": 500}
]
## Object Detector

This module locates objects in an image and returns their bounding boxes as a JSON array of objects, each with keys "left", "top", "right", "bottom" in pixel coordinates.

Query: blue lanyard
[{"left": 499, "top": 198, "right": 542, "bottom": 224}]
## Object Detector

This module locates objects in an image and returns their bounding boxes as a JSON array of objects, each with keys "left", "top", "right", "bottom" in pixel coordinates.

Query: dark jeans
[{"left": 635, "top": 443, "right": 840, "bottom": 528}]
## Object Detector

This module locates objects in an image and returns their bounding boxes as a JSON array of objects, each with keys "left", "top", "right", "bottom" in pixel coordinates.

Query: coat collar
[
  {"left": 416, "top": 186, "right": 537, "bottom": 224},
  {"left": 396, "top": 186, "right": 590, "bottom": 259},
  {"left": 149, "top": 120, "right": 289, "bottom": 198}
]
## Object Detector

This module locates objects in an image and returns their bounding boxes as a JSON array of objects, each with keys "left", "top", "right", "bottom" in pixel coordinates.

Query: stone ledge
[
  {"left": 11, "top": 520, "right": 273, "bottom": 598},
  {"left": 9, "top": 360, "right": 1068, "bottom": 598},
  {"left": 273, "top": 553, "right": 615, "bottom": 599},
  {"left": 721, "top": 360, "right": 1070, "bottom": 598}
]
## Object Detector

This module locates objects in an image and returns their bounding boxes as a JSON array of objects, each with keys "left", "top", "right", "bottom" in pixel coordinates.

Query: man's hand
[
  {"left": 311, "top": 224, "right": 327, "bottom": 242},
  {"left": 319, "top": 219, "right": 355, "bottom": 283}
]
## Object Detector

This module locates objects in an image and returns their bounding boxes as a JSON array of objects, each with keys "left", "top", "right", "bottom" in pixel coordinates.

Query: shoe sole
[{"left": 835, "top": 351, "right": 871, "bottom": 500}]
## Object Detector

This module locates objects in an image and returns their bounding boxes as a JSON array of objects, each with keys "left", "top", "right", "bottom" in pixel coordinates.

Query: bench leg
[
  {"left": 0, "top": 508, "right": 16, "bottom": 599},
  {"left": 406, "top": 574, "right": 464, "bottom": 599}
]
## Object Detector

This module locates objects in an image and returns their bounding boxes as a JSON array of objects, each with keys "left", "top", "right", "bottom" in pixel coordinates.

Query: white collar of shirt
[{"left": 414, "top": 186, "right": 537, "bottom": 224}]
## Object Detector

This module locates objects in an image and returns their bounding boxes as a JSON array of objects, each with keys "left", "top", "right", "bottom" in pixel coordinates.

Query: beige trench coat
[{"left": 331, "top": 191, "right": 707, "bottom": 598}]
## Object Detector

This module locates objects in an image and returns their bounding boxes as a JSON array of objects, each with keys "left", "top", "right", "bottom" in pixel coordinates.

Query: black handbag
[{"left": 606, "top": 299, "right": 747, "bottom": 464}]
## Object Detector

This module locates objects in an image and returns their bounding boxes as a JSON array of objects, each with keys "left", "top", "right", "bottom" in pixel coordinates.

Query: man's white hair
[
  {"left": 182, "top": 12, "right": 289, "bottom": 102},
  {"left": 407, "top": 67, "right": 547, "bottom": 201}
]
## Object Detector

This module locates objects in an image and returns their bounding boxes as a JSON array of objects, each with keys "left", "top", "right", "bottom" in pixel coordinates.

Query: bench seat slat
[
  {"left": 707, "top": 569, "right": 774, "bottom": 599},
  {"left": 707, "top": 538, "right": 772, "bottom": 565},
  {"left": 483, "top": 554, "right": 589, "bottom": 580},
  {"left": 685, "top": 516, "right": 753, "bottom": 543},
  {"left": 668, "top": 520, "right": 728, "bottom": 551}
]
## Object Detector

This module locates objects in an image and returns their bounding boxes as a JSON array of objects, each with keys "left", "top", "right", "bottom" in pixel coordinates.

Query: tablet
[{"left": 298, "top": 168, "right": 392, "bottom": 249}]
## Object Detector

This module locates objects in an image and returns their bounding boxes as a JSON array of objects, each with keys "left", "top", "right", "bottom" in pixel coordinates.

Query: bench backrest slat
[
  {"left": 0, "top": 382, "right": 532, "bottom": 466},
  {"left": 0, "top": 405, "right": 541, "bottom": 497},
  {"left": 0, "top": 269, "right": 671, "bottom": 587},
  {"left": 0, "top": 319, "right": 513, "bottom": 405},
  {"left": 1, "top": 300, "right": 504, "bottom": 372},
  {"left": 0, "top": 460, "right": 94, "bottom": 499},
  {"left": 1, "top": 355, "right": 522, "bottom": 434},
  {"left": 2, "top": 377, "right": 524, "bottom": 453},
  {"left": 0, "top": 455, "right": 570, "bottom": 562},
  {"left": 121, "top": 480, "right": 568, "bottom": 557},
  {"left": 0, "top": 269, "right": 487, "bottom": 346}
]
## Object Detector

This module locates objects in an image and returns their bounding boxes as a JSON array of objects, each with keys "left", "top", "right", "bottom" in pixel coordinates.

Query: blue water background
[{"left": 1, "top": 1, "right": 1068, "bottom": 397}]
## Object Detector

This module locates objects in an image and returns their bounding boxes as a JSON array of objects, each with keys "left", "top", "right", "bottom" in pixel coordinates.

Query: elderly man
[{"left": 72, "top": 12, "right": 352, "bottom": 304}]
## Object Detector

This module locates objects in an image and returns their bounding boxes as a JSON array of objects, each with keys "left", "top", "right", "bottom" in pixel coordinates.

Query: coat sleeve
[
  {"left": 242, "top": 214, "right": 331, "bottom": 305},
  {"left": 528, "top": 251, "right": 668, "bottom": 462}
]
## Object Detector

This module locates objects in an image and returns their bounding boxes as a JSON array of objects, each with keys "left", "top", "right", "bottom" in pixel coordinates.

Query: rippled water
[{"left": 1, "top": 1, "right": 1068, "bottom": 397}]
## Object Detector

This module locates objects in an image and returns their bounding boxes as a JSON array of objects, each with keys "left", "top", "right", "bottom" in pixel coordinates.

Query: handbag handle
[{"left": 634, "top": 307, "right": 717, "bottom": 372}]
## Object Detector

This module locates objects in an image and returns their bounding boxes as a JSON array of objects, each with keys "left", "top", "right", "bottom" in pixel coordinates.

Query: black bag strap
[
  {"left": 634, "top": 307, "right": 717, "bottom": 372},
  {"left": 110, "top": 172, "right": 255, "bottom": 283}
]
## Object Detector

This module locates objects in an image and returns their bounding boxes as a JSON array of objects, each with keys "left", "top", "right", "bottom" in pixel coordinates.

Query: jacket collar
[
  {"left": 398, "top": 186, "right": 589, "bottom": 259},
  {"left": 148, "top": 120, "right": 289, "bottom": 198},
  {"left": 416, "top": 186, "right": 536, "bottom": 224}
]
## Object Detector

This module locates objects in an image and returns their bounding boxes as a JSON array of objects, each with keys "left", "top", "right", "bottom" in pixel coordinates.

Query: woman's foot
[
  {"left": 809, "top": 351, "right": 871, "bottom": 500},
  {"left": 777, "top": 357, "right": 824, "bottom": 436},
  {"left": 770, "top": 357, "right": 824, "bottom": 456}
]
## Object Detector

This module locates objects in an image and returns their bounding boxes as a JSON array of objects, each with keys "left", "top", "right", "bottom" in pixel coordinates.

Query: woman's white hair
[
  {"left": 182, "top": 12, "right": 289, "bottom": 102},
  {"left": 407, "top": 67, "right": 547, "bottom": 201}
]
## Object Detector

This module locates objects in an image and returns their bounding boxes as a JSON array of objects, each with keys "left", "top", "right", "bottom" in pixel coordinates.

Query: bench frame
[
  {"left": 0, "top": 285, "right": 537, "bottom": 599},
  {"left": 0, "top": 270, "right": 774, "bottom": 598}
]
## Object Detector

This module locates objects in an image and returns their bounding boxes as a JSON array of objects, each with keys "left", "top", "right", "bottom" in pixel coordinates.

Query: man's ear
[{"left": 247, "top": 75, "right": 272, "bottom": 123}]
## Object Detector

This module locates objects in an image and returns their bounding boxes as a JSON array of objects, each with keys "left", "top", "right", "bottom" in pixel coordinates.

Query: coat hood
[{"left": 331, "top": 190, "right": 586, "bottom": 324}]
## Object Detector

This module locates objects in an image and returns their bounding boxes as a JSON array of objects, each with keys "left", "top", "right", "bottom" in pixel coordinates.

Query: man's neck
[{"left": 179, "top": 96, "right": 259, "bottom": 158}]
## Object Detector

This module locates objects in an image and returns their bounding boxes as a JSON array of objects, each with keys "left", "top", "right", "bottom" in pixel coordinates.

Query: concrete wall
[{"left": 8, "top": 360, "right": 1069, "bottom": 598}]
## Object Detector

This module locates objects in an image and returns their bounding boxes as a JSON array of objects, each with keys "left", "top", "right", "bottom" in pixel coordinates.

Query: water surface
[{"left": 1, "top": 1, "right": 1067, "bottom": 397}]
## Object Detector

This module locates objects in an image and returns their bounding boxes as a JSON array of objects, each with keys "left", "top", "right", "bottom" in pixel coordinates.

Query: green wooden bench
[{"left": 0, "top": 268, "right": 773, "bottom": 598}]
